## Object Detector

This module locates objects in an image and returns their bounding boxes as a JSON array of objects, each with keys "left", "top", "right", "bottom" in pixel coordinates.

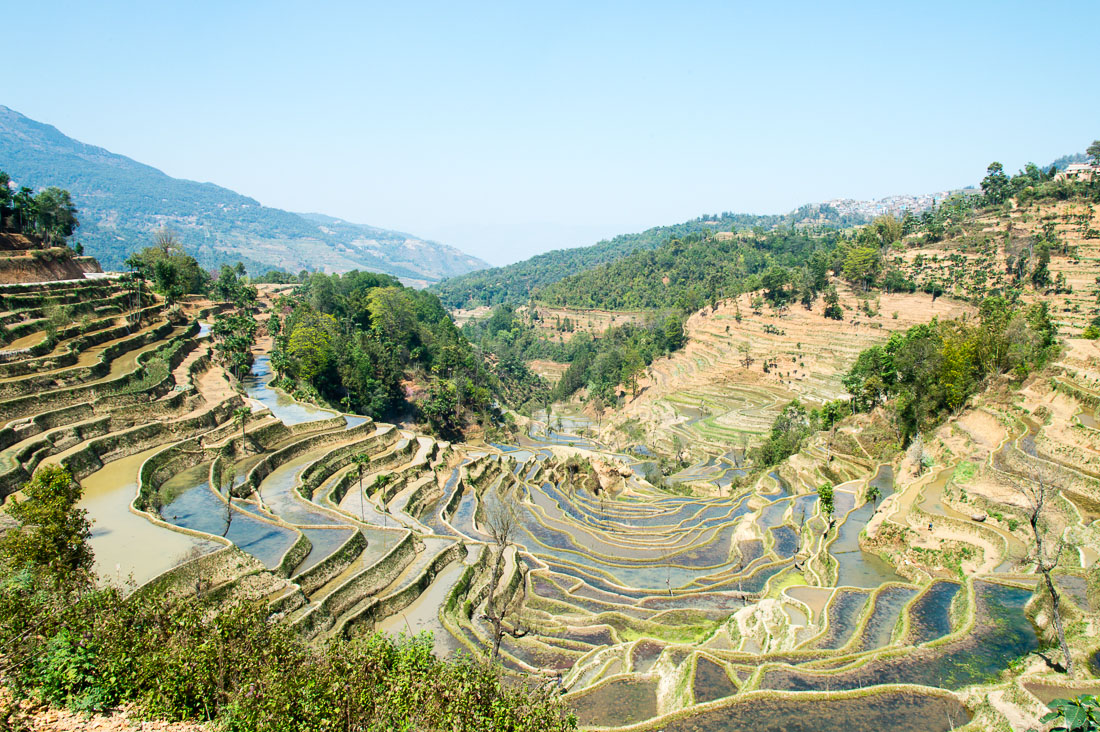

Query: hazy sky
[{"left": 5, "top": 1, "right": 1099, "bottom": 265}]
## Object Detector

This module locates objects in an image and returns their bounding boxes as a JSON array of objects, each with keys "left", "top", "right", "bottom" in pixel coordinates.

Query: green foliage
[
  {"left": 0, "top": 466, "right": 91, "bottom": 586},
  {"left": 822, "top": 284, "right": 843, "bottom": 320},
  {"left": 537, "top": 228, "right": 840, "bottom": 312},
  {"left": 818, "top": 482, "right": 835, "bottom": 519},
  {"left": 0, "top": 171, "right": 79, "bottom": 249},
  {"left": 271, "top": 271, "right": 511, "bottom": 436},
  {"left": 431, "top": 210, "right": 867, "bottom": 309},
  {"left": 211, "top": 309, "right": 259, "bottom": 381},
  {"left": 1038, "top": 695, "right": 1100, "bottom": 731},
  {"left": 751, "top": 401, "right": 815, "bottom": 467},
  {"left": 125, "top": 231, "right": 210, "bottom": 302},
  {"left": 981, "top": 162, "right": 1010, "bottom": 205},
  {"left": 211, "top": 263, "right": 257, "bottom": 308},
  {"left": 463, "top": 305, "right": 681, "bottom": 406},
  {"left": 842, "top": 297, "right": 1057, "bottom": 441},
  {"left": 421, "top": 379, "right": 462, "bottom": 439},
  {"left": 0, "top": 469, "right": 576, "bottom": 730}
]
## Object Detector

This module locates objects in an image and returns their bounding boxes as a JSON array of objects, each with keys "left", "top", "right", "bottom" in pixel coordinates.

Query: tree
[
  {"left": 663, "top": 315, "right": 685, "bottom": 351},
  {"left": 865, "top": 481, "right": 882, "bottom": 508},
  {"left": 872, "top": 214, "right": 903, "bottom": 246},
  {"left": 125, "top": 233, "right": 209, "bottom": 300},
  {"left": 233, "top": 407, "right": 252, "bottom": 451},
  {"left": 352, "top": 453, "right": 371, "bottom": 522},
  {"left": 421, "top": 379, "right": 462, "bottom": 439},
  {"left": 31, "top": 187, "right": 79, "bottom": 246},
  {"left": 981, "top": 162, "right": 1010, "bottom": 205},
  {"left": 621, "top": 348, "right": 645, "bottom": 398},
  {"left": 761, "top": 266, "right": 790, "bottom": 303},
  {"left": 287, "top": 319, "right": 335, "bottom": 384},
  {"left": 482, "top": 495, "right": 528, "bottom": 662},
  {"left": 1032, "top": 243, "right": 1051, "bottom": 290},
  {"left": 219, "top": 462, "right": 236, "bottom": 537},
  {"left": 0, "top": 466, "right": 91, "bottom": 587},
  {"left": 842, "top": 247, "right": 881, "bottom": 291},
  {"left": 823, "top": 285, "right": 843, "bottom": 320},
  {"left": 1013, "top": 469, "right": 1074, "bottom": 677},
  {"left": 0, "top": 170, "right": 11, "bottom": 215},
  {"left": 817, "top": 482, "right": 835, "bottom": 525},
  {"left": 1088, "top": 140, "right": 1100, "bottom": 166},
  {"left": 1037, "top": 695, "right": 1100, "bottom": 731},
  {"left": 738, "top": 342, "right": 754, "bottom": 369}
]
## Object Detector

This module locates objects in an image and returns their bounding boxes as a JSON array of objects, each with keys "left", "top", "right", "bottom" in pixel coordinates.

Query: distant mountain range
[{"left": 0, "top": 105, "right": 487, "bottom": 284}]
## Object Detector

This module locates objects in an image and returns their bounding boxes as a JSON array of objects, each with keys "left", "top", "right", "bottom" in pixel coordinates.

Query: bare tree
[
  {"left": 738, "top": 342, "right": 754, "bottom": 369},
  {"left": 1013, "top": 468, "right": 1074, "bottom": 676},
  {"left": 352, "top": 453, "right": 371, "bottom": 522},
  {"left": 483, "top": 494, "right": 528, "bottom": 661},
  {"left": 220, "top": 461, "right": 236, "bottom": 538}
]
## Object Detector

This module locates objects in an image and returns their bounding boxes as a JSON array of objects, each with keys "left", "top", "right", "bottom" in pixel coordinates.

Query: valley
[{"left": 1, "top": 158, "right": 1099, "bottom": 732}]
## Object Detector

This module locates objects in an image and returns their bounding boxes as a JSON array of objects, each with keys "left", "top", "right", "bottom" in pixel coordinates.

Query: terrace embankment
[{"left": 599, "top": 285, "right": 971, "bottom": 457}]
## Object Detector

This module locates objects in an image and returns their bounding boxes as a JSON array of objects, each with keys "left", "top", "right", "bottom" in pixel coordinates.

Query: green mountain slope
[
  {"left": 430, "top": 208, "right": 868, "bottom": 309},
  {"left": 0, "top": 105, "right": 487, "bottom": 283}
]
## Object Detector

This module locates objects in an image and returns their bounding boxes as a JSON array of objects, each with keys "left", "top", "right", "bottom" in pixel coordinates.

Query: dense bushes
[
  {"left": 842, "top": 297, "right": 1056, "bottom": 442},
  {"left": 269, "top": 271, "right": 544, "bottom": 437},
  {"left": 0, "top": 466, "right": 576, "bottom": 730},
  {"left": 464, "top": 305, "right": 684, "bottom": 405},
  {"left": 537, "top": 229, "right": 840, "bottom": 312}
]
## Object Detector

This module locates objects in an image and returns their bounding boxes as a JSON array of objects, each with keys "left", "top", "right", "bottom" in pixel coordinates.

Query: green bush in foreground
[{"left": 0, "top": 467, "right": 576, "bottom": 731}]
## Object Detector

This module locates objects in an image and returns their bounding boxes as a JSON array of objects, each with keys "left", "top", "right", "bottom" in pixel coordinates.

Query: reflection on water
[
  {"left": 162, "top": 467, "right": 298, "bottom": 569},
  {"left": 375, "top": 557, "right": 469, "bottom": 657},
  {"left": 81, "top": 447, "right": 219, "bottom": 587},
  {"left": 567, "top": 678, "right": 658, "bottom": 728},
  {"left": 833, "top": 497, "right": 904, "bottom": 588},
  {"left": 651, "top": 691, "right": 970, "bottom": 732},
  {"left": 243, "top": 355, "right": 336, "bottom": 425}
]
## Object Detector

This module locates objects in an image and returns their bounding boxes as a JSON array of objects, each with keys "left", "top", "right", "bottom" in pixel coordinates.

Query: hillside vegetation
[
  {"left": 432, "top": 206, "right": 870, "bottom": 309},
  {"left": 0, "top": 105, "right": 486, "bottom": 283},
  {"left": 270, "top": 271, "right": 546, "bottom": 438}
]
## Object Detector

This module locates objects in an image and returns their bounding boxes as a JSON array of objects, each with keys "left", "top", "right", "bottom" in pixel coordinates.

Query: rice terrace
[{"left": 2, "top": 5, "right": 1100, "bottom": 731}]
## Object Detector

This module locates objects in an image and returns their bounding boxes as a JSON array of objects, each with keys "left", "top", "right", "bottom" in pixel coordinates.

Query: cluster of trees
[
  {"left": 843, "top": 297, "right": 1056, "bottom": 442},
  {"left": 536, "top": 229, "right": 840, "bottom": 312},
  {"left": 549, "top": 318, "right": 684, "bottom": 403},
  {"left": 0, "top": 466, "right": 577, "bottom": 730},
  {"left": 751, "top": 399, "right": 851, "bottom": 467},
  {"left": 124, "top": 231, "right": 211, "bottom": 303},
  {"left": 0, "top": 170, "right": 80, "bottom": 248},
  {"left": 981, "top": 141, "right": 1100, "bottom": 208},
  {"left": 463, "top": 304, "right": 684, "bottom": 407},
  {"left": 269, "top": 271, "right": 534, "bottom": 438},
  {"left": 209, "top": 265, "right": 261, "bottom": 382},
  {"left": 752, "top": 298, "right": 1057, "bottom": 468},
  {"left": 532, "top": 221, "right": 921, "bottom": 320},
  {"left": 431, "top": 209, "right": 872, "bottom": 310}
]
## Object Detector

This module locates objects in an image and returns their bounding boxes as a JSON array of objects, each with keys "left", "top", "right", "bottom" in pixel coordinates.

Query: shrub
[{"left": 0, "top": 468, "right": 577, "bottom": 730}]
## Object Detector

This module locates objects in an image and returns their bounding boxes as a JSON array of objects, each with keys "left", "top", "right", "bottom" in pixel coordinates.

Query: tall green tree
[
  {"left": 981, "top": 162, "right": 1010, "bottom": 204},
  {"left": 1088, "top": 140, "right": 1100, "bottom": 166}
]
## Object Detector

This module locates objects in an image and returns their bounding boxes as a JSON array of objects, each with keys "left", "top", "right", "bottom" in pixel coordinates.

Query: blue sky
[{"left": 5, "top": 1, "right": 1099, "bottom": 265}]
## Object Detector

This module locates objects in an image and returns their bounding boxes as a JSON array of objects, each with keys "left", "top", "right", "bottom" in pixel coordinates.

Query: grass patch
[{"left": 952, "top": 460, "right": 977, "bottom": 484}]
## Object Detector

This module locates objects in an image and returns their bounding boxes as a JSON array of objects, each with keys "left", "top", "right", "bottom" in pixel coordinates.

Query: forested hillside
[
  {"left": 536, "top": 228, "right": 842, "bottom": 311},
  {"left": 0, "top": 105, "right": 487, "bottom": 282},
  {"left": 431, "top": 206, "right": 869, "bottom": 309},
  {"left": 269, "top": 271, "right": 546, "bottom": 437}
]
